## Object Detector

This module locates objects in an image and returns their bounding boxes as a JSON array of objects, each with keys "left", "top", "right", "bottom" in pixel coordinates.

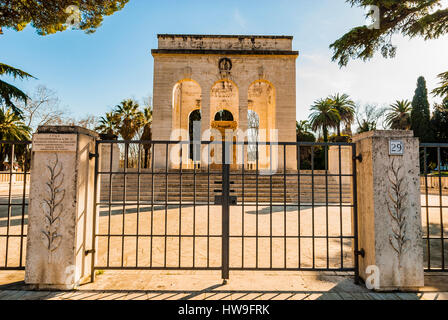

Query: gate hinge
[
  {"left": 89, "top": 153, "right": 99, "bottom": 160},
  {"left": 355, "top": 249, "right": 365, "bottom": 258},
  {"left": 353, "top": 154, "right": 363, "bottom": 162},
  {"left": 85, "top": 249, "right": 96, "bottom": 256}
]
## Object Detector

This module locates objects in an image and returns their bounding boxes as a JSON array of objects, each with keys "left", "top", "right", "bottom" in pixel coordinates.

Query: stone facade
[{"left": 151, "top": 34, "right": 298, "bottom": 170}]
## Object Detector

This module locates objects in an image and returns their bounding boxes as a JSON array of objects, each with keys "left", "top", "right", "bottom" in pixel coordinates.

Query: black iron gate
[
  {"left": 92, "top": 140, "right": 359, "bottom": 282},
  {"left": 420, "top": 143, "right": 448, "bottom": 272},
  {"left": 0, "top": 141, "right": 31, "bottom": 270}
]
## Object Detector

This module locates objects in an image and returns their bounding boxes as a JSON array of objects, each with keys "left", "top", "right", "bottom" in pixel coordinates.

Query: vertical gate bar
[
  {"left": 283, "top": 145, "right": 287, "bottom": 269},
  {"left": 19, "top": 143, "right": 29, "bottom": 268},
  {"left": 437, "top": 147, "right": 445, "bottom": 270},
  {"left": 107, "top": 143, "right": 113, "bottom": 268},
  {"left": 338, "top": 145, "right": 344, "bottom": 269},
  {"left": 150, "top": 142, "right": 155, "bottom": 268},
  {"left": 164, "top": 143, "right": 168, "bottom": 268},
  {"left": 256, "top": 141, "right": 259, "bottom": 269},
  {"left": 352, "top": 144, "right": 360, "bottom": 284},
  {"left": 136, "top": 143, "right": 141, "bottom": 267},
  {"left": 149, "top": 142, "right": 155, "bottom": 268},
  {"left": 424, "top": 147, "right": 431, "bottom": 270},
  {"left": 121, "top": 142, "right": 128, "bottom": 267},
  {"left": 270, "top": 144, "right": 273, "bottom": 269},
  {"left": 325, "top": 145, "right": 329, "bottom": 269},
  {"left": 91, "top": 141, "right": 99, "bottom": 282},
  {"left": 311, "top": 145, "right": 315, "bottom": 268},
  {"left": 193, "top": 142, "right": 197, "bottom": 268},
  {"left": 179, "top": 145, "right": 183, "bottom": 268},
  {"left": 5, "top": 143, "right": 14, "bottom": 267},
  {"left": 241, "top": 143, "right": 245, "bottom": 268},
  {"left": 207, "top": 143, "right": 210, "bottom": 268},
  {"left": 297, "top": 143, "right": 301, "bottom": 269},
  {"left": 222, "top": 140, "right": 230, "bottom": 280}
]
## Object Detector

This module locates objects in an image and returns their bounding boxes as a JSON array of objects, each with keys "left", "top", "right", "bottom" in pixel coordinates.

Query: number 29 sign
[{"left": 389, "top": 140, "right": 404, "bottom": 156}]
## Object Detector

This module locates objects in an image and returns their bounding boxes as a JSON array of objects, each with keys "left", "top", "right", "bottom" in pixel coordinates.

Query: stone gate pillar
[
  {"left": 353, "top": 130, "right": 424, "bottom": 291},
  {"left": 25, "top": 126, "right": 98, "bottom": 290}
]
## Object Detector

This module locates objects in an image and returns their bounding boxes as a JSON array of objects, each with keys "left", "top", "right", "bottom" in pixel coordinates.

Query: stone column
[
  {"left": 353, "top": 130, "right": 424, "bottom": 291},
  {"left": 25, "top": 126, "right": 98, "bottom": 290}
]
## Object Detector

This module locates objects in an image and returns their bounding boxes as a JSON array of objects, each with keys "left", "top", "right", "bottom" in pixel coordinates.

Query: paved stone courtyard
[{"left": 0, "top": 270, "right": 447, "bottom": 300}]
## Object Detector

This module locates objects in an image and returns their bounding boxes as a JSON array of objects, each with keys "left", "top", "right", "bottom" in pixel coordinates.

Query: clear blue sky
[{"left": 1, "top": 0, "right": 447, "bottom": 121}]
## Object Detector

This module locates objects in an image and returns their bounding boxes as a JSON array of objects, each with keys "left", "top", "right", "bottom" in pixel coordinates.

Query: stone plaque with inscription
[{"left": 33, "top": 134, "right": 77, "bottom": 152}]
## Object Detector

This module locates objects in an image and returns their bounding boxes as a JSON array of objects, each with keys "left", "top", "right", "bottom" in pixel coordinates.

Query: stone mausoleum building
[{"left": 151, "top": 34, "right": 299, "bottom": 170}]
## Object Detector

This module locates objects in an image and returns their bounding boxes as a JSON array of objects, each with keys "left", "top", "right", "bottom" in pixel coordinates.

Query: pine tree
[{"left": 411, "top": 77, "right": 432, "bottom": 142}]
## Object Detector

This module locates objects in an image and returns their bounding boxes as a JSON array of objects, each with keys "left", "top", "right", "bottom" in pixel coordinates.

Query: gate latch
[
  {"left": 353, "top": 154, "right": 363, "bottom": 162},
  {"left": 85, "top": 249, "right": 96, "bottom": 256},
  {"left": 355, "top": 249, "right": 365, "bottom": 258},
  {"left": 214, "top": 195, "right": 238, "bottom": 206},
  {"left": 89, "top": 152, "right": 99, "bottom": 160}
]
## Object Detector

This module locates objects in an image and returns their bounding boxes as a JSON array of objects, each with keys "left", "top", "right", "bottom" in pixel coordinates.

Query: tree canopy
[
  {"left": 411, "top": 76, "right": 432, "bottom": 141},
  {"left": 331, "top": 0, "right": 448, "bottom": 67},
  {"left": 0, "top": 0, "right": 129, "bottom": 35},
  {"left": 0, "top": 63, "right": 35, "bottom": 115}
]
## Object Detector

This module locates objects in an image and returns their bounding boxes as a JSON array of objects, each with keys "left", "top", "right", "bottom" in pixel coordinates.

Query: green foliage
[
  {"left": 331, "top": 0, "right": 448, "bottom": 67},
  {"left": 0, "top": 0, "right": 129, "bottom": 35},
  {"left": 430, "top": 100, "right": 448, "bottom": 142},
  {"left": 432, "top": 71, "right": 448, "bottom": 100},
  {"left": 296, "top": 120, "right": 316, "bottom": 142},
  {"left": 114, "top": 99, "right": 144, "bottom": 141},
  {"left": 96, "top": 112, "right": 119, "bottom": 136},
  {"left": 0, "top": 106, "right": 31, "bottom": 170},
  {"left": 328, "top": 134, "right": 351, "bottom": 143},
  {"left": 141, "top": 106, "right": 153, "bottom": 142},
  {"left": 329, "top": 93, "right": 355, "bottom": 136},
  {"left": 0, "top": 63, "right": 35, "bottom": 115},
  {"left": 411, "top": 76, "right": 432, "bottom": 142},
  {"left": 297, "top": 131, "right": 316, "bottom": 142},
  {"left": 0, "top": 106, "right": 30, "bottom": 140},
  {"left": 308, "top": 98, "right": 340, "bottom": 142},
  {"left": 385, "top": 100, "right": 412, "bottom": 130}
]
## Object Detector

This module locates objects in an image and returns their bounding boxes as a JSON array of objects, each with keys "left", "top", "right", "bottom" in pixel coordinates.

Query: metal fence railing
[
  {"left": 420, "top": 143, "right": 448, "bottom": 272},
  {"left": 0, "top": 141, "right": 32, "bottom": 270},
  {"left": 92, "top": 140, "right": 359, "bottom": 282}
]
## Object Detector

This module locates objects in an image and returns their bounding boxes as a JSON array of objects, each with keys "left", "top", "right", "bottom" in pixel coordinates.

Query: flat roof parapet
[{"left": 156, "top": 34, "right": 294, "bottom": 52}]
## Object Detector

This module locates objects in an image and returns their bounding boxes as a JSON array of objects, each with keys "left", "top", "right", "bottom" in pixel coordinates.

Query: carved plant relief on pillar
[
  {"left": 387, "top": 159, "right": 410, "bottom": 265},
  {"left": 42, "top": 154, "right": 65, "bottom": 260}
]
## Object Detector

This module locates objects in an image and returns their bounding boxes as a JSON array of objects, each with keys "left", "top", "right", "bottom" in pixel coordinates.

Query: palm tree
[
  {"left": 141, "top": 106, "right": 153, "bottom": 168},
  {"left": 96, "top": 112, "right": 119, "bottom": 138},
  {"left": 0, "top": 63, "right": 35, "bottom": 115},
  {"left": 114, "top": 99, "right": 144, "bottom": 141},
  {"left": 114, "top": 99, "right": 144, "bottom": 168},
  {"left": 309, "top": 98, "right": 340, "bottom": 142},
  {"left": 296, "top": 120, "right": 311, "bottom": 135},
  {"left": 0, "top": 107, "right": 31, "bottom": 170},
  {"left": 329, "top": 93, "right": 355, "bottom": 136},
  {"left": 385, "top": 100, "right": 412, "bottom": 130}
]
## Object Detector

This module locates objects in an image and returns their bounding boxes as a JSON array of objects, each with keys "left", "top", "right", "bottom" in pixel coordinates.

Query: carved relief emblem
[
  {"left": 387, "top": 158, "right": 409, "bottom": 263},
  {"left": 42, "top": 154, "right": 65, "bottom": 259},
  {"left": 219, "top": 58, "right": 232, "bottom": 72}
]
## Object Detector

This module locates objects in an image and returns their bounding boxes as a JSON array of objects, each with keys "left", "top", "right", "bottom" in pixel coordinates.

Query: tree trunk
[{"left": 144, "top": 149, "right": 149, "bottom": 169}]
